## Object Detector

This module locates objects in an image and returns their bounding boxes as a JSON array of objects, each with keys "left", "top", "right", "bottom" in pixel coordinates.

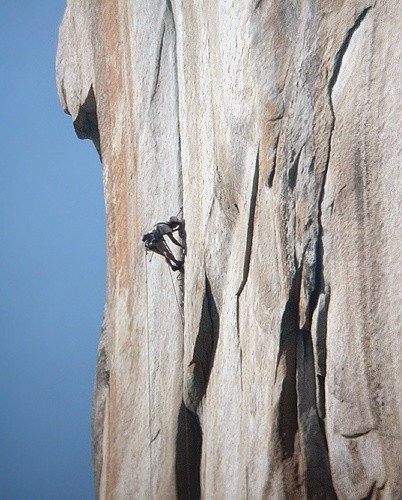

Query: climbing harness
[{"left": 142, "top": 212, "right": 185, "bottom": 271}]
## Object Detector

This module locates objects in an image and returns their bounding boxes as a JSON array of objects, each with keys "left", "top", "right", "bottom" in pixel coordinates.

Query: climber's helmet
[{"left": 168, "top": 216, "right": 180, "bottom": 228}]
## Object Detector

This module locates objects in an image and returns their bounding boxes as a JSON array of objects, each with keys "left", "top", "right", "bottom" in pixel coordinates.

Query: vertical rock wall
[{"left": 57, "top": 1, "right": 401, "bottom": 498}]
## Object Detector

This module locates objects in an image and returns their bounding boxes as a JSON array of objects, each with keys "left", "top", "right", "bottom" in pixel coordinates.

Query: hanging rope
[
  {"left": 143, "top": 214, "right": 186, "bottom": 496},
  {"left": 145, "top": 244, "right": 184, "bottom": 324},
  {"left": 144, "top": 254, "right": 153, "bottom": 497}
]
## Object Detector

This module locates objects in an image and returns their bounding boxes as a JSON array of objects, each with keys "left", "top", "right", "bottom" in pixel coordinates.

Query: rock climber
[
  {"left": 142, "top": 216, "right": 185, "bottom": 272},
  {"left": 154, "top": 216, "right": 186, "bottom": 250}
]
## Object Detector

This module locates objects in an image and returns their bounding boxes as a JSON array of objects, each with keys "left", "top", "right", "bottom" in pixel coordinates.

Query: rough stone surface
[{"left": 57, "top": 1, "right": 401, "bottom": 498}]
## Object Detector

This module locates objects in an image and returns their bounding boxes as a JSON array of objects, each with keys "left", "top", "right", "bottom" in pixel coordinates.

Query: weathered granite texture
[{"left": 57, "top": 1, "right": 401, "bottom": 498}]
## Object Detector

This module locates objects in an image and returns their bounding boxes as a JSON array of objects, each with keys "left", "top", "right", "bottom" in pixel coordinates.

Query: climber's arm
[{"left": 166, "top": 232, "right": 185, "bottom": 249}]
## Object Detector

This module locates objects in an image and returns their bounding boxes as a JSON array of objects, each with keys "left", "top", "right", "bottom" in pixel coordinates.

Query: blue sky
[{"left": 0, "top": 2, "right": 105, "bottom": 499}]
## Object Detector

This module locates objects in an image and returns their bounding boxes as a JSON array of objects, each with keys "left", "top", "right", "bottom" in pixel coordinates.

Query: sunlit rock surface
[{"left": 57, "top": 1, "right": 401, "bottom": 498}]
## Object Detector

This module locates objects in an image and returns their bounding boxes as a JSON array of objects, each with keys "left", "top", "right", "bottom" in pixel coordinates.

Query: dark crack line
[
  {"left": 166, "top": 0, "right": 173, "bottom": 14},
  {"left": 266, "top": 114, "right": 284, "bottom": 123},
  {"left": 150, "top": 429, "right": 160, "bottom": 443},
  {"left": 288, "top": 143, "right": 305, "bottom": 191},
  {"left": 274, "top": 265, "right": 302, "bottom": 383},
  {"left": 267, "top": 132, "right": 279, "bottom": 188},
  {"left": 254, "top": 0, "right": 264, "bottom": 11},
  {"left": 341, "top": 428, "right": 375, "bottom": 439},
  {"left": 236, "top": 145, "right": 260, "bottom": 298},
  {"left": 267, "top": 65, "right": 289, "bottom": 188},
  {"left": 326, "top": 5, "right": 372, "bottom": 207},
  {"left": 324, "top": 7, "right": 373, "bottom": 191},
  {"left": 362, "top": 481, "right": 381, "bottom": 500},
  {"left": 175, "top": 402, "right": 202, "bottom": 500},
  {"left": 235, "top": 146, "right": 259, "bottom": 393},
  {"left": 176, "top": 276, "right": 217, "bottom": 500},
  {"left": 310, "top": 7, "right": 372, "bottom": 321},
  {"left": 328, "top": 7, "right": 372, "bottom": 111},
  {"left": 150, "top": 23, "right": 166, "bottom": 104},
  {"left": 296, "top": 13, "right": 373, "bottom": 492},
  {"left": 165, "top": 0, "right": 183, "bottom": 204}
]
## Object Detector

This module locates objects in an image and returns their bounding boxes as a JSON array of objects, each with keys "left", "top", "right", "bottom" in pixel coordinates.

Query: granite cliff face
[{"left": 57, "top": 1, "right": 401, "bottom": 498}]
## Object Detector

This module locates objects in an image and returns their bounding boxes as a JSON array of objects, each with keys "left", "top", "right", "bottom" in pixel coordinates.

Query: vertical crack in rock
[
  {"left": 73, "top": 85, "right": 101, "bottom": 158},
  {"left": 286, "top": 9, "right": 374, "bottom": 496},
  {"left": 236, "top": 147, "right": 259, "bottom": 391},
  {"left": 150, "top": 23, "right": 166, "bottom": 104},
  {"left": 273, "top": 250, "right": 334, "bottom": 495},
  {"left": 254, "top": 0, "right": 265, "bottom": 12},
  {"left": 313, "top": 290, "right": 331, "bottom": 421},
  {"left": 187, "top": 276, "right": 220, "bottom": 413},
  {"left": 265, "top": 86, "right": 287, "bottom": 187},
  {"left": 274, "top": 270, "right": 301, "bottom": 461},
  {"left": 312, "top": 5, "right": 372, "bottom": 316},
  {"left": 308, "top": 5, "right": 373, "bottom": 399},
  {"left": 267, "top": 127, "right": 281, "bottom": 188},
  {"left": 274, "top": 266, "right": 336, "bottom": 496},
  {"left": 296, "top": 329, "right": 336, "bottom": 498},
  {"left": 237, "top": 146, "right": 260, "bottom": 298},
  {"left": 165, "top": 0, "right": 183, "bottom": 199},
  {"left": 328, "top": 7, "right": 372, "bottom": 110},
  {"left": 288, "top": 144, "right": 304, "bottom": 191},
  {"left": 362, "top": 481, "right": 383, "bottom": 500},
  {"left": 176, "top": 276, "right": 220, "bottom": 499},
  {"left": 175, "top": 402, "right": 202, "bottom": 500},
  {"left": 307, "top": 5, "right": 373, "bottom": 406},
  {"left": 312, "top": 7, "right": 373, "bottom": 311},
  {"left": 319, "top": 6, "right": 373, "bottom": 212}
]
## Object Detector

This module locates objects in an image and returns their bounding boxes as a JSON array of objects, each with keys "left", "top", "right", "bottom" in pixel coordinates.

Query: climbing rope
[
  {"left": 145, "top": 246, "right": 184, "bottom": 324},
  {"left": 144, "top": 254, "right": 154, "bottom": 497},
  {"left": 143, "top": 219, "right": 188, "bottom": 496}
]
